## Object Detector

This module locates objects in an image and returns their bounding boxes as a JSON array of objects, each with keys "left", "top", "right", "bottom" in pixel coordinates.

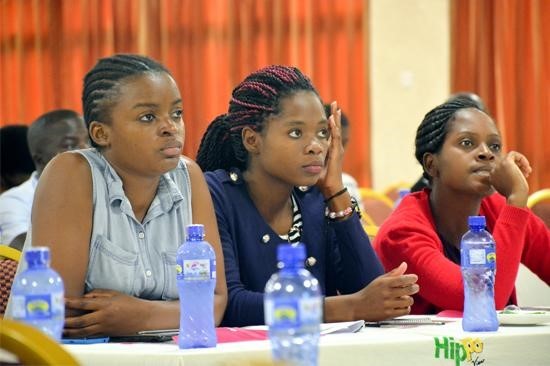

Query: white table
[{"left": 65, "top": 320, "right": 550, "bottom": 366}]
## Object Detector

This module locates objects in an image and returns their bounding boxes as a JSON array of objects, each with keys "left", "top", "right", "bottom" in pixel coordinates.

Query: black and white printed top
[{"left": 279, "top": 194, "right": 303, "bottom": 243}]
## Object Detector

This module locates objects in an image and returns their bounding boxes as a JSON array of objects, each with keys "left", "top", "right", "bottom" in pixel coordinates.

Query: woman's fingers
[
  {"left": 65, "top": 297, "right": 105, "bottom": 311},
  {"left": 63, "top": 323, "right": 103, "bottom": 338},
  {"left": 64, "top": 311, "right": 100, "bottom": 329},
  {"left": 510, "top": 151, "right": 532, "bottom": 177}
]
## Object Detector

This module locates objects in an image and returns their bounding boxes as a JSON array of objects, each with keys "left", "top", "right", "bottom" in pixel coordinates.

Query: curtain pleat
[
  {"left": 451, "top": 0, "right": 550, "bottom": 189},
  {"left": 0, "top": 0, "right": 372, "bottom": 186}
]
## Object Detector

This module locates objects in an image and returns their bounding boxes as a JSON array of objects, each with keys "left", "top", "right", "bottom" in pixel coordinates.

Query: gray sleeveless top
[
  {"left": 9, "top": 149, "right": 193, "bottom": 306},
  {"left": 79, "top": 149, "right": 192, "bottom": 300}
]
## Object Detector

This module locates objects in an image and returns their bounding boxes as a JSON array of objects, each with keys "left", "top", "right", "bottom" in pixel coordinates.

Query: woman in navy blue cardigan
[{"left": 197, "top": 65, "right": 419, "bottom": 326}]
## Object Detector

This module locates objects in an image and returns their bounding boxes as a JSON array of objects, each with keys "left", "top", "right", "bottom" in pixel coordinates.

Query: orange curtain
[
  {"left": 0, "top": 0, "right": 372, "bottom": 186},
  {"left": 451, "top": 0, "right": 550, "bottom": 190}
]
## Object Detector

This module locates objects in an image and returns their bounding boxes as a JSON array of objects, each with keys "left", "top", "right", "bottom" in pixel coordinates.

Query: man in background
[{"left": 0, "top": 110, "right": 89, "bottom": 249}]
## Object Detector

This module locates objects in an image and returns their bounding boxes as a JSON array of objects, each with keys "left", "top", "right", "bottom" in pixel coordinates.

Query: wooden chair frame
[{"left": 0, "top": 319, "right": 79, "bottom": 365}]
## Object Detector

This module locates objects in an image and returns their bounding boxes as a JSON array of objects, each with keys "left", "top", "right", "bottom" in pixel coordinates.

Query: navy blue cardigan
[{"left": 205, "top": 169, "right": 384, "bottom": 326}]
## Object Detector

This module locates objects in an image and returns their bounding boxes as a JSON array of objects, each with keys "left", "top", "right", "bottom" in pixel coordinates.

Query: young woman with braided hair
[
  {"left": 7, "top": 54, "right": 227, "bottom": 336},
  {"left": 196, "top": 65, "right": 419, "bottom": 326},
  {"left": 374, "top": 98, "right": 550, "bottom": 314}
]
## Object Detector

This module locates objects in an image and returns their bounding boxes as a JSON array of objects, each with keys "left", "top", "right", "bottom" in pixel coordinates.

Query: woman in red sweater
[{"left": 373, "top": 97, "right": 550, "bottom": 314}]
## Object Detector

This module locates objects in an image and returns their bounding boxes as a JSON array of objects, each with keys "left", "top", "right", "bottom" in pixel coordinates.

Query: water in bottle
[
  {"left": 264, "top": 243, "right": 322, "bottom": 366},
  {"left": 460, "top": 216, "right": 499, "bottom": 332},
  {"left": 10, "top": 247, "right": 65, "bottom": 341},
  {"left": 176, "top": 224, "right": 217, "bottom": 349}
]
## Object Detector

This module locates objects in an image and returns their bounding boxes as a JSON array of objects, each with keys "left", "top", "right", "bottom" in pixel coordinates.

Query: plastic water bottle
[
  {"left": 460, "top": 216, "right": 499, "bottom": 332},
  {"left": 264, "top": 243, "right": 322, "bottom": 366},
  {"left": 10, "top": 247, "right": 65, "bottom": 341},
  {"left": 394, "top": 188, "right": 410, "bottom": 208},
  {"left": 176, "top": 224, "right": 217, "bottom": 349}
]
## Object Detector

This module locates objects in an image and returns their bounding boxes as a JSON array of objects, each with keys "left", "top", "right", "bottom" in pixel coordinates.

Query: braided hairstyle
[
  {"left": 196, "top": 65, "right": 318, "bottom": 172},
  {"left": 415, "top": 97, "right": 484, "bottom": 180},
  {"left": 82, "top": 54, "right": 170, "bottom": 147}
]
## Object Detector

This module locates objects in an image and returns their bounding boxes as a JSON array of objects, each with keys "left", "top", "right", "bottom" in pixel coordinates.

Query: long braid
[
  {"left": 415, "top": 97, "right": 483, "bottom": 179},
  {"left": 196, "top": 65, "right": 318, "bottom": 172},
  {"left": 82, "top": 54, "right": 170, "bottom": 147}
]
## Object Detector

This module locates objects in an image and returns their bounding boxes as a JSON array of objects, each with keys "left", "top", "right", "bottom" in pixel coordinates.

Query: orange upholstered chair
[{"left": 359, "top": 188, "right": 394, "bottom": 226}]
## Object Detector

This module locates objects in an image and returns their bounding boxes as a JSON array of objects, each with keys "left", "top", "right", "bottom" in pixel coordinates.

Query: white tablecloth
[{"left": 65, "top": 319, "right": 550, "bottom": 366}]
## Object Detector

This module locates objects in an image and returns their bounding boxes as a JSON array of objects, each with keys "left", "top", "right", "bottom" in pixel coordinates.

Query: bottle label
[
  {"left": 469, "top": 249, "right": 487, "bottom": 264},
  {"left": 463, "top": 247, "right": 496, "bottom": 270},
  {"left": 12, "top": 292, "right": 64, "bottom": 319},
  {"left": 265, "top": 297, "right": 322, "bottom": 329},
  {"left": 180, "top": 259, "right": 212, "bottom": 281}
]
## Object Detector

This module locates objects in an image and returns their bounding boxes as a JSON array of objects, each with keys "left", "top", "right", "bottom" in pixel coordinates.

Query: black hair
[
  {"left": 0, "top": 125, "right": 35, "bottom": 189},
  {"left": 27, "top": 109, "right": 81, "bottom": 157},
  {"left": 415, "top": 97, "right": 484, "bottom": 179},
  {"left": 446, "top": 92, "right": 487, "bottom": 112},
  {"left": 196, "top": 65, "right": 318, "bottom": 172},
  {"left": 82, "top": 54, "right": 170, "bottom": 147},
  {"left": 323, "top": 103, "right": 349, "bottom": 128}
]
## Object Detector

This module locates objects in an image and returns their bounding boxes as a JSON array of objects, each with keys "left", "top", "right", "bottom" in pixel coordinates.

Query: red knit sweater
[{"left": 373, "top": 190, "right": 550, "bottom": 314}]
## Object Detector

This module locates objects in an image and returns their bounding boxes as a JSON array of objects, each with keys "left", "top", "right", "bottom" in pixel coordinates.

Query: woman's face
[
  {"left": 430, "top": 108, "right": 502, "bottom": 196},
  {"left": 250, "top": 90, "right": 329, "bottom": 187},
  {"left": 101, "top": 72, "right": 184, "bottom": 177}
]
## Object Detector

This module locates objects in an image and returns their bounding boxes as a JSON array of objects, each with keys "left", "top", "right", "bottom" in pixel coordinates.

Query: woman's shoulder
[
  {"left": 178, "top": 156, "right": 198, "bottom": 176},
  {"left": 33, "top": 150, "right": 93, "bottom": 210},
  {"left": 202, "top": 168, "right": 242, "bottom": 189},
  {"left": 44, "top": 150, "right": 92, "bottom": 182},
  {"left": 375, "top": 190, "right": 437, "bottom": 241},
  {"left": 386, "top": 190, "right": 431, "bottom": 223},
  {"left": 162, "top": 155, "right": 195, "bottom": 186}
]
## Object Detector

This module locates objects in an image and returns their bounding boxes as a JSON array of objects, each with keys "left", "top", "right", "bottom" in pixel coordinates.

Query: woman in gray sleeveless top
[{"left": 15, "top": 55, "right": 227, "bottom": 337}]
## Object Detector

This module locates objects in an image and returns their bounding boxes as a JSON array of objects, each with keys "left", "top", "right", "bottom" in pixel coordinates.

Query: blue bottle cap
[
  {"left": 398, "top": 188, "right": 410, "bottom": 199},
  {"left": 277, "top": 243, "right": 306, "bottom": 268},
  {"left": 186, "top": 224, "right": 205, "bottom": 241},
  {"left": 468, "top": 215, "right": 486, "bottom": 228},
  {"left": 25, "top": 247, "right": 50, "bottom": 267}
]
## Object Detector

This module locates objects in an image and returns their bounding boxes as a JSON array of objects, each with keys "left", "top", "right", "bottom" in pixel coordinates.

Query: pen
[{"left": 365, "top": 319, "right": 446, "bottom": 327}]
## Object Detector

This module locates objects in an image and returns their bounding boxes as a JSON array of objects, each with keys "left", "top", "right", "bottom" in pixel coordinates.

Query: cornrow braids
[
  {"left": 196, "top": 65, "right": 318, "bottom": 172},
  {"left": 415, "top": 97, "right": 483, "bottom": 179},
  {"left": 82, "top": 54, "right": 170, "bottom": 147}
]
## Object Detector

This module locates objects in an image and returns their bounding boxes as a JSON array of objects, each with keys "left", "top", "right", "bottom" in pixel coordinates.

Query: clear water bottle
[
  {"left": 176, "top": 224, "right": 217, "bottom": 349},
  {"left": 264, "top": 243, "right": 322, "bottom": 366},
  {"left": 10, "top": 247, "right": 65, "bottom": 341},
  {"left": 461, "top": 216, "right": 499, "bottom": 332}
]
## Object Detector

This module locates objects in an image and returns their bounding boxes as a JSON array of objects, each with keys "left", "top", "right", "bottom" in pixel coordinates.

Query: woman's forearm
[
  {"left": 142, "top": 300, "right": 180, "bottom": 330},
  {"left": 214, "top": 294, "right": 227, "bottom": 326},
  {"left": 323, "top": 295, "right": 355, "bottom": 322}
]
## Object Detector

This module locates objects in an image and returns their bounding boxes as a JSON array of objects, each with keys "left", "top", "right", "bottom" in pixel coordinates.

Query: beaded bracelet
[
  {"left": 325, "top": 206, "right": 353, "bottom": 219},
  {"left": 323, "top": 187, "right": 348, "bottom": 203},
  {"left": 325, "top": 197, "right": 361, "bottom": 221}
]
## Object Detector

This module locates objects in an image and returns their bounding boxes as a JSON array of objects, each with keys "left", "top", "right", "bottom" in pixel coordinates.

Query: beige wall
[{"left": 370, "top": 0, "right": 450, "bottom": 190}]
